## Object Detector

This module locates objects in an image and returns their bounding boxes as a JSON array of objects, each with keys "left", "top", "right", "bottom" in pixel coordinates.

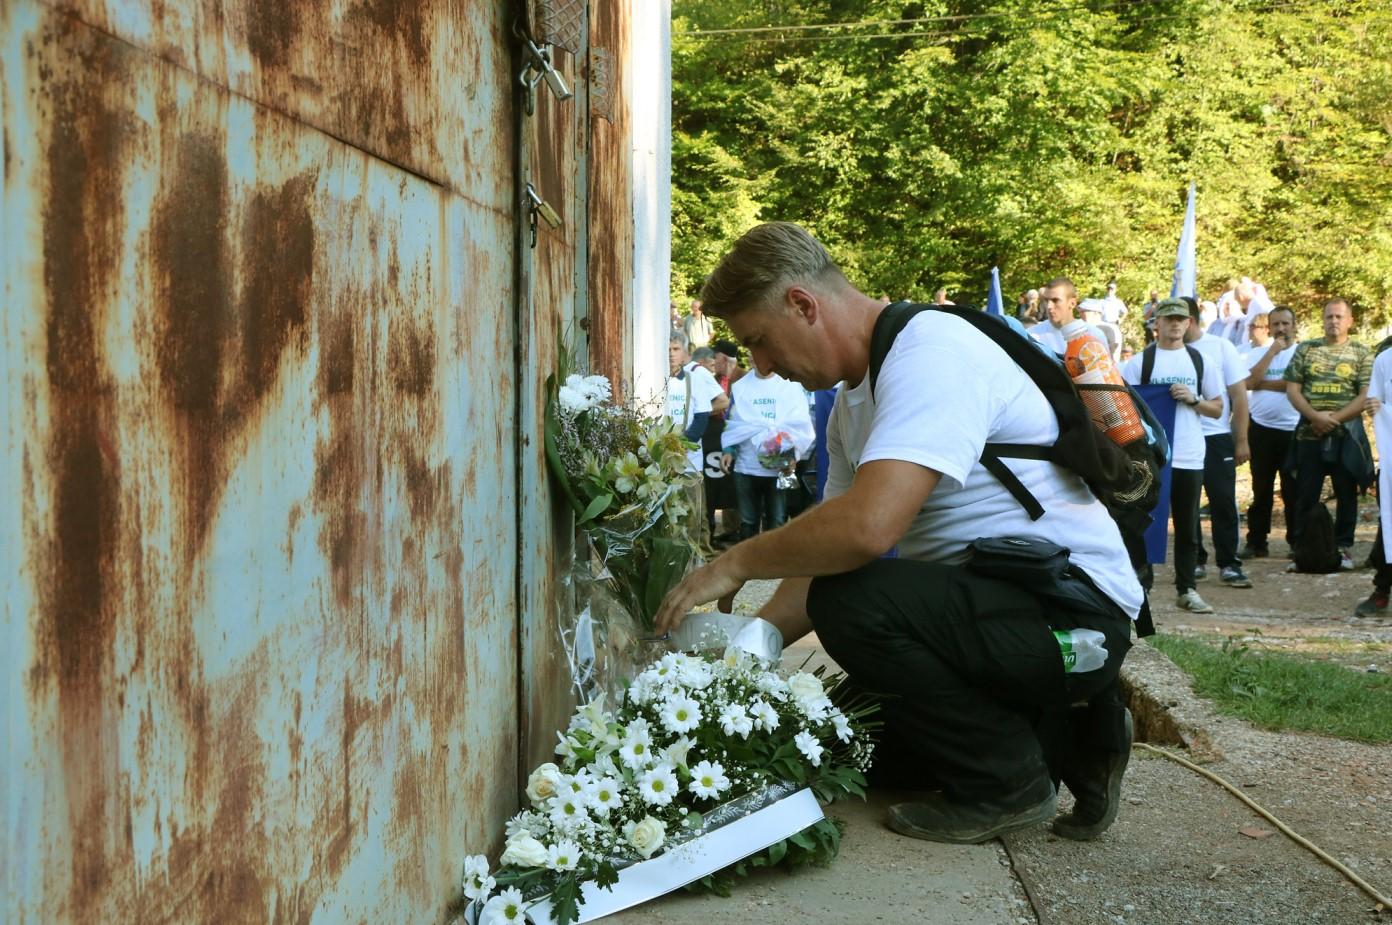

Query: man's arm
[
  {"left": 1330, "top": 388, "right": 1368, "bottom": 424},
  {"left": 711, "top": 392, "right": 730, "bottom": 414},
  {"left": 1244, "top": 341, "right": 1282, "bottom": 389},
  {"left": 1227, "top": 382, "right": 1250, "bottom": 463},
  {"left": 653, "top": 458, "right": 939, "bottom": 634}
]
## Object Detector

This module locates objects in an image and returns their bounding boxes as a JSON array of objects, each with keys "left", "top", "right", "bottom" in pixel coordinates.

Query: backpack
[
  {"left": 1290, "top": 504, "right": 1341, "bottom": 574},
  {"left": 868, "top": 303, "right": 1164, "bottom": 520}
]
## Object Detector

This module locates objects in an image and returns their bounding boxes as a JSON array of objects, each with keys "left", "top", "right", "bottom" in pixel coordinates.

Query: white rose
[
  {"left": 499, "top": 832, "right": 549, "bottom": 868},
  {"left": 626, "top": 815, "right": 666, "bottom": 859},
  {"left": 788, "top": 671, "right": 824, "bottom": 706},
  {"left": 526, "top": 762, "right": 564, "bottom": 804}
]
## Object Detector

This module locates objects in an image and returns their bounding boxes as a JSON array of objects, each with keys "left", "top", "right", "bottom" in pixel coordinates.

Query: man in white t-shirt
[
  {"left": 1240, "top": 307, "right": 1300, "bottom": 558},
  {"left": 654, "top": 222, "right": 1144, "bottom": 845},
  {"left": 1121, "top": 298, "right": 1225, "bottom": 614},
  {"left": 1100, "top": 282, "right": 1127, "bottom": 325},
  {"left": 720, "top": 370, "right": 814, "bottom": 539},
  {"left": 682, "top": 300, "right": 714, "bottom": 349},
  {"left": 1030, "top": 279, "right": 1111, "bottom": 355},
  {"left": 1184, "top": 298, "right": 1254, "bottom": 590}
]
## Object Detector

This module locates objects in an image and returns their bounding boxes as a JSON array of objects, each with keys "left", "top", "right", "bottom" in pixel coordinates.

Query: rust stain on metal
[
  {"left": 239, "top": 173, "right": 316, "bottom": 402},
  {"left": 39, "top": 33, "right": 130, "bottom": 908},
  {"left": 152, "top": 132, "right": 232, "bottom": 549},
  {"left": 244, "top": 0, "right": 303, "bottom": 70}
]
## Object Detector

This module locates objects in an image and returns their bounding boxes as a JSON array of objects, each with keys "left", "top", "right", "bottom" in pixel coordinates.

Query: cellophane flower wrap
[
  {"left": 461, "top": 650, "right": 879, "bottom": 925},
  {"left": 755, "top": 430, "right": 798, "bottom": 472},
  {"left": 544, "top": 370, "right": 702, "bottom": 699}
]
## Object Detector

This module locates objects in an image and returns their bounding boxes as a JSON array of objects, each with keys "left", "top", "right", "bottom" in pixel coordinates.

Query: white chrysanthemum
[
  {"left": 504, "top": 810, "right": 547, "bottom": 839},
  {"left": 545, "top": 839, "right": 582, "bottom": 872},
  {"left": 749, "top": 699, "right": 780, "bottom": 733},
  {"left": 659, "top": 695, "right": 702, "bottom": 734},
  {"left": 718, "top": 703, "right": 754, "bottom": 738},
  {"left": 590, "top": 776, "right": 622, "bottom": 816},
  {"left": 687, "top": 760, "right": 731, "bottom": 800},
  {"left": 830, "top": 710, "right": 853, "bottom": 742},
  {"left": 461, "top": 854, "right": 495, "bottom": 902},
  {"left": 637, "top": 764, "right": 680, "bottom": 806},
  {"left": 579, "top": 374, "right": 612, "bottom": 402},
  {"left": 591, "top": 753, "right": 620, "bottom": 779},
  {"left": 676, "top": 658, "right": 714, "bottom": 690},
  {"left": 548, "top": 790, "right": 590, "bottom": 829},
  {"left": 794, "top": 730, "right": 824, "bottom": 767},
  {"left": 619, "top": 728, "right": 654, "bottom": 770},
  {"left": 480, "top": 886, "right": 527, "bottom": 925}
]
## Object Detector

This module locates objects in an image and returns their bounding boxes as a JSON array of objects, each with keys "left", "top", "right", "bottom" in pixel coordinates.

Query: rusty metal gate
[{"left": 1, "top": 0, "right": 649, "bottom": 921}]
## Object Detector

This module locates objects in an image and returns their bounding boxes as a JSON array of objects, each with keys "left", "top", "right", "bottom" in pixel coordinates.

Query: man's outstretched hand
[{"left": 653, "top": 553, "right": 747, "bottom": 636}]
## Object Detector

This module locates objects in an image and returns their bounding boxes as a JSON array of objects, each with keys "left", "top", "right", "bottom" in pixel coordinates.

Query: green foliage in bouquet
[
  {"left": 543, "top": 368, "right": 702, "bottom": 631},
  {"left": 459, "top": 651, "right": 880, "bottom": 925}
]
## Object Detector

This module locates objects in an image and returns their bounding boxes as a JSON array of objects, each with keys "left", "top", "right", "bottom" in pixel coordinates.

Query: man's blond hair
[{"left": 700, "top": 222, "right": 845, "bottom": 319}]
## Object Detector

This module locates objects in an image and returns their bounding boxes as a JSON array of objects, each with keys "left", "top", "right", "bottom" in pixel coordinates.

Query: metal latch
[
  {"left": 516, "top": 24, "right": 573, "bottom": 116},
  {"left": 525, "top": 183, "right": 561, "bottom": 247}
]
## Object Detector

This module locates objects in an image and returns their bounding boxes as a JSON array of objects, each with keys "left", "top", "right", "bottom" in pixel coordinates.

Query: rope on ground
[{"left": 1135, "top": 742, "right": 1392, "bottom": 911}]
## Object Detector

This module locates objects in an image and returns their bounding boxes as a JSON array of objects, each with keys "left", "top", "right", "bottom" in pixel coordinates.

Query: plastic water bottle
[
  {"left": 1060, "top": 321, "right": 1146, "bottom": 446},
  {"left": 1054, "top": 628, "right": 1108, "bottom": 673}
]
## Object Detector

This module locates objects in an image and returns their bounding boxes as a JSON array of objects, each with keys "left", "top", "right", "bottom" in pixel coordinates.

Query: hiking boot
[
  {"left": 1355, "top": 591, "right": 1389, "bottom": 618},
  {"left": 887, "top": 778, "right": 1056, "bottom": 845},
  {"left": 1054, "top": 708, "right": 1133, "bottom": 841},
  {"left": 1193, "top": 564, "right": 1208, "bottom": 581},
  {"left": 1176, "top": 589, "right": 1213, "bottom": 613},
  {"left": 1220, "top": 566, "right": 1253, "bottom": 589},
  {"left": 1239, "top": 543, "right": 1269, "bottom": 559},
  {"left": 1339, "top": 549, "right": 1355, "bottom": 571}
]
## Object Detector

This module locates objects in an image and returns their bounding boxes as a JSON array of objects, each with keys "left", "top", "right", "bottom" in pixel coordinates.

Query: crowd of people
[{"left": 653, "top": 222, "right": 1383, "bottom": 851}]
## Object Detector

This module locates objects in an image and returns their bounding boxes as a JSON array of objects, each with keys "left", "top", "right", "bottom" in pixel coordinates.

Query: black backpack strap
[
  {"left": 1141, "top": 343, "right": 1156, "bottom": 385},
  {"left": 869, "top": 303, "right": 1063, "bottom": 520},
  {"left": 868, "top": 301, "right": 931, "bottom": 397},
  {"left": 1134, "top": 596, "right": 1156, "bottom": 637}
]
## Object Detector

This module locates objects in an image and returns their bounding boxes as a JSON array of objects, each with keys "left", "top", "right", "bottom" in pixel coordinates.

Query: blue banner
[
  {"left": 986, "top": 266, "right": 1004, "bottom": 316},
  {"left": 1134, "top": 384, "right": 1180, "bottom": 563}
]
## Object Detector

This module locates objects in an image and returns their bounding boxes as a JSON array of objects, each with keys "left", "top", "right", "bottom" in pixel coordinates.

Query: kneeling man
[{"left": 656, "top": 223, "right": 1143, "bottom": 844}]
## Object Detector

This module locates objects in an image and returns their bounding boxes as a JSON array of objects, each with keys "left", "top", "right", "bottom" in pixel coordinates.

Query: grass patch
[{"left": 1149, "top": 633, "right": 1392, "bottom": 744}]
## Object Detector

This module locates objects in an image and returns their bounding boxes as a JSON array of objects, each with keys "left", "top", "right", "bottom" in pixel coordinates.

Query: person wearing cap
[
  {"left": 1079, "top": 299, "right": 1121, "bottom": 361},
  {"left": 1184, "top": 297, "right": 1254, "bottom": 589},
  {"left": 1100, "top": 282, "right": 1128, "bottom": 326},
  {"left": 1121, "top": 297, "right": 1226, "bottom": 613}
]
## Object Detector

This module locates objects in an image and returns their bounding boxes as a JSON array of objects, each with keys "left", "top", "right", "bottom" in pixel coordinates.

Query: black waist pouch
[
  {"left": 966, "top": 535, "right": 1108, "bottom": 616},
  {"left": 966, "top": 536, "right": 1070, "bottom": 585}
]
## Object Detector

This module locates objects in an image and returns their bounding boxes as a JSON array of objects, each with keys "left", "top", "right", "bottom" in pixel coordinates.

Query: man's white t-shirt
[
  {"left": 1121, "top": 346, "right": 1224, "bottom": 470},
  {"left": 1191, "top": 333, "right": 1249, "bottom": 436},
  {"left": 666, "top": 362, "right": 724, "bottom": 472},
  {"left": 824, "top": 313, "right": 1143, "bottom": 620},
  {"left": 1243, "top": 342, "right": 1300, "bottom": 432},
  {"left": 1100, "top": 294, "right": 1127, "bottom": 325},
  {"left": 1028, "top": 320, "right": 1112, "bottom": 356},
  {"left": 726, "top": 372, "right": 815, "bottom": 477}
]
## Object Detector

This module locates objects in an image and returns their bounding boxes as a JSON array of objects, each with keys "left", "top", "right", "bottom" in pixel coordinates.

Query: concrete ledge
[{"left": 1119, "top": 639, "right": 1225, "bottom": 761}]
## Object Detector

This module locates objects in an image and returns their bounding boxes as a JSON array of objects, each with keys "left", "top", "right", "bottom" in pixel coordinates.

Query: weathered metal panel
[
  {"left": 586, "top": 0, "right": 633, "bottom": 392},
  {"left": 42, "top": 0, "right": 515, "bottom": 203},
  {"left": 2, "top": 3, "right": 518, "bottom": 922}
]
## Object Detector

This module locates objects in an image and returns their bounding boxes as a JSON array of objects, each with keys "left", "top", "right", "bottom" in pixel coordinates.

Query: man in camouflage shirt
[{"left": 1283, "top": 298, "right": 1374, "bottom": 567}]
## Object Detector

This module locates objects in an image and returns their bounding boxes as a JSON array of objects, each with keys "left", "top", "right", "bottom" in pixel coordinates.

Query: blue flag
[
  {"left": 1170, "top": 181, "right": 1196, "bottom": 299},
  {"left": 986, "top": 266, "right": 1004, "bottom": 316},
  {"left": 1134, "top": 385, "right": 1180, "bottom": 563}
]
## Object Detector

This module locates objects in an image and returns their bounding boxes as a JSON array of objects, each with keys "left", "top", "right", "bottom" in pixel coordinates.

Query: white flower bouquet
[
  {"left": 544, "top": 371, "right": 701, "bottom": 635},
  {"left": 461, "top": 650, "right": 878, "bottom": 925}
]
